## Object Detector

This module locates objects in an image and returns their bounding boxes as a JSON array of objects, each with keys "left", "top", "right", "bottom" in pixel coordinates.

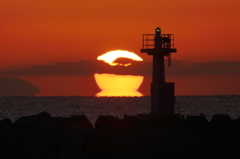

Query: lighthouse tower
[{"left": 140, "top": 27, "right": 177, "bottom": 116}]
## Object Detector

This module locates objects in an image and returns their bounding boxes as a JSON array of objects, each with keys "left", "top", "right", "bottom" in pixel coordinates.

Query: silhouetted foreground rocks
[{"left": 1, "top": 112, "right": 240, "bottom": 159}]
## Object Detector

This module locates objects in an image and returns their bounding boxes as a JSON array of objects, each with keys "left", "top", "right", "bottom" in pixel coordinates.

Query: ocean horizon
[{"left": 0, "top": 95, "right": 240, "bottom": 124}]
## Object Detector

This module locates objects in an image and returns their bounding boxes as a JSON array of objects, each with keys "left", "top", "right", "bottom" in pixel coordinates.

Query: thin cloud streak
[
  {"left": 1, "top": 60, "right": 240, "bottom": 77},
  {"left": 166, "top": 60, "right": 240, "bottom": 76}
]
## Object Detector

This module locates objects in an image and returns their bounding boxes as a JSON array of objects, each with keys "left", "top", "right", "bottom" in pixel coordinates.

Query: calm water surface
[{"left": 0, "top": 95, "right": 240, "bottom": 124}]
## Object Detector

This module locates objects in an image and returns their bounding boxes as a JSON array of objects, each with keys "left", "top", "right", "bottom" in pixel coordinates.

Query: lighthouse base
[{"left": 151, "top": 82, "right": 175, "bottom": 116}]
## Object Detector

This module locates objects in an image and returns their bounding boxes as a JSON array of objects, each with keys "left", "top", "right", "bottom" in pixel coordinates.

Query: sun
[
  {"left": 94, "top": 73, "right": 144, "bottom": 97},
  {"left": 95, "top": 50, "right": 144, "bottom": 97},
  {"left": 97, "top": 50, "right": 143, "bottom": 66}
]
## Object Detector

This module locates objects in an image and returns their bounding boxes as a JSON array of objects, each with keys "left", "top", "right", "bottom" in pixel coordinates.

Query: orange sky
[
  {"left": 1, "top": 0, "right": 240, "bottom": 67},
  {"left": 0, "top": 0, "right": 240, "bottom": 96}
]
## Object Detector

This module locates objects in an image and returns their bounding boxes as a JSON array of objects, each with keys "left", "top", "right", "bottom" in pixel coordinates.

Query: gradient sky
[{"left": 0, "top": 0, "right": 240, "bottom": 96}]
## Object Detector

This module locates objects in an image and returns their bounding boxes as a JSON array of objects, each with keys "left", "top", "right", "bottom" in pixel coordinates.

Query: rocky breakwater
[{"left": 0, "top": 112, "right": 240, "bottom": 159}]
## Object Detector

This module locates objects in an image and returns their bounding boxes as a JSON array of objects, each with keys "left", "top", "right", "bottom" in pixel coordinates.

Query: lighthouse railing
[{"left": 142, "top": 34, "right": 175, "bottom": 49}]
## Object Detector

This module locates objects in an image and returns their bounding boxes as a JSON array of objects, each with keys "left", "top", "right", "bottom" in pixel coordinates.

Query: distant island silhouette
[{"left": 0, "top": 77, "right": 40, "bottom": 96}]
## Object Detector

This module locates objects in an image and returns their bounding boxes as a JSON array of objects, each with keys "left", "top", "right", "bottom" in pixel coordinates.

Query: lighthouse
[{"left": 140, "top": 27, "right": 177, "bottom": 116}]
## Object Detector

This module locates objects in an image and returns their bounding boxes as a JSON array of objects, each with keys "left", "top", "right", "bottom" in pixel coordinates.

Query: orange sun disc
[
  {"left": 97, "top": 50, "right": 143, "bottom": 66},
  {"left": 94, "top": 73, "right": 144, "bottom": 97}
]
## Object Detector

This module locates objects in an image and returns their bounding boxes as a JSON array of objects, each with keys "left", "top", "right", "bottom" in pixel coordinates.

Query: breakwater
[{"left": 1, "top": 112, "right": 240, "bottom": 159}]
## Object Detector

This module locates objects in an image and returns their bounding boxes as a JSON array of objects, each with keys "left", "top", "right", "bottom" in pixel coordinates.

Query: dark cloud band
[{"left": 1, "top": 60, "right": 240, "bottom": 76}]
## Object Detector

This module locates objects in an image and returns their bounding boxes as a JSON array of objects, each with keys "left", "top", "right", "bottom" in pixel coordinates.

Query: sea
[{"left": 0, "top": 95, "right": 240, "bottom": 124}]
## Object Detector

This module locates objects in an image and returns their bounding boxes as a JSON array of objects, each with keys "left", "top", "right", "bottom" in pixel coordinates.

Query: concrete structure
[{"left": 141, "top": 27, "right": 177, "bottom": 116}]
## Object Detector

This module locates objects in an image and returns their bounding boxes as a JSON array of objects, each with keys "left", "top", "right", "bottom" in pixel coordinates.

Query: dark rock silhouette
[
  {"left": 210, "top": 114, "right": 232, "bottom": 128},
  {"left": 0, "top": 76, "right": 40, "bottom": 96},
  {"left": 1, "top": 112, "right": 240, "bottom": 158},
  {"left": 95, "top": 115, "right": 118, "bottom": 129}
]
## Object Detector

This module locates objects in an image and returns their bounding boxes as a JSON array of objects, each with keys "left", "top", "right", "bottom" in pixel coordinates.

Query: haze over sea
[{"left": 0, "top": 95, "right": 240, "bottom": 124}]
